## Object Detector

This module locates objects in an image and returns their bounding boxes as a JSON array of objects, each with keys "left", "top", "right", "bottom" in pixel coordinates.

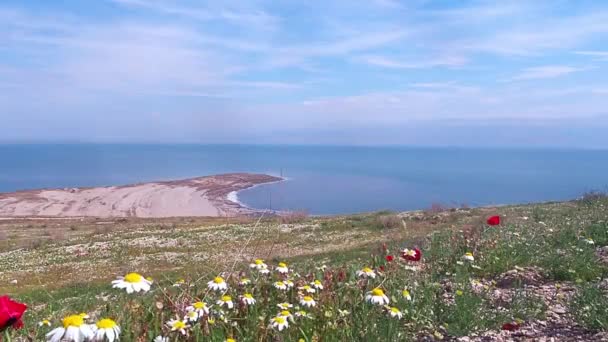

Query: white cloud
[
  {"left": 357, "top": 55, "right": 468, "bottom": 69},
  {"left": 509, "top": 65, "right": 590, "bottom": 81}
]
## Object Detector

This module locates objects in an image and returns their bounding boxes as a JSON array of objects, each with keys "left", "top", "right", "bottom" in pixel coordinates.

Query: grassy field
[{"left": 2, "top": 196, "right": 608, "bottom": 341}]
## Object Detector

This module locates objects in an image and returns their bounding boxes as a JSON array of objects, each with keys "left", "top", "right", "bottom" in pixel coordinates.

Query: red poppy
[
  {"left": 385, "top": 255, "right": 394, "bottom": 262},
  {"left": 379, "top": 266, "right": 385, "bottom": 272},
  {"left": 501, "top": 322, "right": 519, "bottom": 331},
  {"left": 487, "top": 215, "right": 501, "bottom": 226},
  {"left": 0, "top": 296, "right": 27, "bottom": 331},
  {"left": 401, "top": 248, "right": 422, "bottom": 262}
]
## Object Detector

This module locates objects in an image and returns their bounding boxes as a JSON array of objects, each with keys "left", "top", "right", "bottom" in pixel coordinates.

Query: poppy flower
[
  {"left": 385, "top": 255, "right": 394, "bottom": 262},
  {"left": 487, "top": 215, "right": 501, "bottom": 226},
  {"left": 401, "top": 248, "right": 422, "bottom": 262},
  {"left": 0, "top": 296, "right": 27, "bottom": 331},
  {"left": 501, "top": 322, "right": 519, "bottom": 331}
]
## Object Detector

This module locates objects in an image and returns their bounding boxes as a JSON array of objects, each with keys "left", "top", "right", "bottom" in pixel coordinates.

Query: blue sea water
[{"left": 1, "top": 144, "right": 607, "bottom": 215}]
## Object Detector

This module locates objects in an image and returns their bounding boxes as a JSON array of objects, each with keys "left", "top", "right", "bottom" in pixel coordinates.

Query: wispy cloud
[
  {"left": 356, "top": 55, "right": 468, "bottom": 69},
  {"left": 575, "top": 50, "right": 608, "bottom": 61},
  {"left": 508, "top": 65, "right": 591, "bottom": 81}
]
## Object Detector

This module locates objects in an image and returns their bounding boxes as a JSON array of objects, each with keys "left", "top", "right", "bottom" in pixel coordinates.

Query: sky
[{"left": 1, "top": 0, "right": 608, "bottom": 147}]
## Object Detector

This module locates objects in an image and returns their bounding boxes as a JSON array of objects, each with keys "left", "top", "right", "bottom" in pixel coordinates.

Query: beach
[{"left": 0, "top": 173, "right": 282, "bottom": 218}]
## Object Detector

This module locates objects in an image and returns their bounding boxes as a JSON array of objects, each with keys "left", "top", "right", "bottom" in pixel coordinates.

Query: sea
[{"left": 1, "top": 144, "right": 607, "bottom": 215}]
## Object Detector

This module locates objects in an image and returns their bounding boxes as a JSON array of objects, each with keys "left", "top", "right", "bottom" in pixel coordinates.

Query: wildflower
[
  {"left": 401, "top": 248, "right": 422, "bottom": 261},
  {"left": 166, "top": 319, "right": 189, "bottom": 335},
  {"left": 278, "top": 310, "right": 294, "bottom": 320},
  {"left": 402, "top": 288, "right": 412, "bottom": 301},
  {"left": 111, "top": 273, "right": 151, "bottom": 294},
  {"left": 276, "top": 262, "right": 289, "bottom": 274},
  {"left": 93, "top": 318, "right": 121, "bottom": 342},
  {"left": 46, "top": 315, "right": 94, "bottom": 342},
  {"left": 226, "top": 338, "right": 236, "bottom": 342},
  {"left": 0, "top": 296, "right": 27, "bottom": 330},
  {"left": 207, "top": 276, "right": 228, "bottom": 291},
  {"left": 312, "top": 279, "right": 324, "bottom": 290},
  {"left": 153, "top": 336, "right": 168, "bottom": 342},
  {"left": 388, "top": 307, "right": 403, "bottom": 319},
  {"left": 172, "top": 279, "right": 186, "bottom": 287},
  {"left": 39, "top": 319, "right": 51, "bottom": 327},
  {"left": 295, "top": 310, "right": 312, "bottom": 318},
  {"left": 366, "top": 288, "right": 390, "bottom": 305},
  {"left": 217, "top": 295, "right": 234, "bottom": 309},
  {"left": 502, "top": 322, "right": 520, "bottom": 331},
  {"left": 277, "top": 302, "right": 293, "bottom": 310},
  {"left": 285, "top": 279, "right": 295, "bottom": 288},
  {"left": 456, "top": 290, "right": 464, "bottom": 296},
  {"left": 270, "top": 316, "right": 289, "bottom": 331},
  {"left": 487, "top": 215, "right": 501, "bottom": 226},
  {"left": 249, "top": 259, "right": 267, "bottom": 270},
  {"left": 300, "top": 296, "right": 316, "bottom": 308},
  {"left": 274, "top": 281, "right": 288, "bottom": 290},
  {"left": 258, "top": 264, "right": 270, "bottom": 275},
  {"left": 184, "top": 311, "right": 199, "bottom": 323},
  {"left": 356, "top": 267, "right": 376, "bottom": 279},
  {"left": 338, "top": 309, "right": 350, "bottom": 317},
  {"left": 298, "top": 285, "right": 316, "bottom": 294},
  {"left": 385, "top": 255, "right": 394, "bottom": 262},
  {"left": 239, "top": 277, "right": 251, "bottom": 285},
  {"left": 584, "top": 238, "right": 595, "bottom": 245},
  {"left": 241, "top": 293, "right": 256, "bottom": 306},
  {"left": 462, "top": 252, "right": 475, "bottom": 262},
  {"left": 186, "top": 301, "right": 209, "bottom": 316}
]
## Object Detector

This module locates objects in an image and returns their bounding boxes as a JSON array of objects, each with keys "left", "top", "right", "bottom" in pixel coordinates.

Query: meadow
[{"left": 1, "top": 195, "right": 608, "bottom": 341}]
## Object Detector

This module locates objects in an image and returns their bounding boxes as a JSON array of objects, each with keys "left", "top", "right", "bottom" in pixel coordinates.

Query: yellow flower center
[
  {"left": 280, "top": 310, "right": 291, "bottom": 317},
  {"left": 187, "top": 312, "right": 197, "bottom": 318},
  {"left": 193, "top": 302, "right": 206, "bottom": 309},
  {"left": 227, "top": 339, "right": 236, "bottom": 342},
  {"left": 241, "top": 278, "right": 250, "bottom": 282},
  {"left": 221, "top": 295, "right": 232, "bottom": 302},
  {"left": 303, "top": 285, "right": 311, "bottom": 290},
  {"left": 42, "top": 319, "right": 50, "bottom": 325},
  {"left": 371, "top": 288, "right": 384, "bottom": 296},
  {"left": 275, "top": 281, "right": 284, "bottom": 286},
  {"left": 314, "top": 280, "right": 322, "bottom": 285},
  {"left": 402, "top": 290, "right": 410, "bottom": 297},
  {"left": 362, "top": 267, "right": 373, "bottom": 273},
  {"left": 255, "top": 259, "right": 264, "bottom": 265},
  {"left": 62, "top": 315, "right": 84, "bottom": 328},
  {"left": 274, "top": 317, "right": 286, "bottom": 324},
  {"left": 278, "top": 262, "right": 287, "bottom": 268},
  {"left": 214, "top": 276, "right": 225, "bottom": 284},
  {"left": 96, "top": 318, "right": 117, "bottom": 329},
  {"left": 465, "top": 252, "right": 473, "bottom": 257},
  {"left": 456, "top": 290, "right": 464, "bottom": 296},
  {"left": 172, "top": 320, "right": 186, "bottom": 329},
  {"left": 391, "top": 307, "right": 400, "bottom": 313},
  {"left": 124, "top": 273, "right": 143, "bottom": 283},
  {"left": 244, "top": 293, "right": 253, "bottom": 299},
  {"left": 303, "top": 296, "right": 313, "bottom": 302}
]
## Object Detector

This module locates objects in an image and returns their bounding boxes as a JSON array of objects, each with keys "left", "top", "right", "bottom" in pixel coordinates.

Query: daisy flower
[
  {"left": 166, "top": 319, "right": 189, "bottom": 335},
  {"left": 295, "top": 310, "right": 312, "bottom": 319},
  {"left": 273, "top": 281, "right": 288, "bottom": 290},
  {"left": 186, "top": 301, "right": 209, "bottom": 317},
  {"left": 285, "top": 279, "right": 295, "bottom": 288},
  {"left": 226, "top": 338, "right": 236, "bottom": 342},
  {"left": 299, "top": 296, "right": 316, "bottom": 308},
  {"left": 46, "top": 314, "right": 94, "bottom": 342},
  {"left": 92, "top": 318, "right": 121, "bottom": 342},
  {"left": 298, "top": 285, "right": 316, "bottom": 294},
  {"left": 153, "top": 336, "right": 168, "bottom": 342},
  {"left": 402, "top": 288, "right": 412, "bottom": 301},
  {"left": 338, "top": 309, "right": 350, "bottom": 317},
  {"left": 401, "top": 248, "right": 422, "bottom": 261},
  {"left": 356, "top": 267, "right": 376, "bottom": 279},
  {"left": 258, "top": 264, "right": 270, "bottom": 275},
  {"left": 584, "top": 238, "right": 595, "bottom": 245},
  {"left": 388, "top": 307, "right": 403, "bottom": 319},
  {"left": 462, "top": 252, "right": 475, "bottom": 262},
  {"left": 184, "top": 311, "right": 199, "bottom": 323},
  {"left": 239, "top": 277, "right": 251, "bottom": 286},
  {"left": 276, "top": 262, "right": 290, "bottom": 274},
  {"left": 249, "top": 259, "right": 267, "bottom": 270},
  {"left": 241, "top": 293, "right": 256, "bottom": 306},
  {"left": 172, "top": 279, "right": 186, "bottom": 287},
  {"left": 217, "top": 295, "right": 234, "bottom": 309},
  {"left": 277, "top": 302, "right": 293, "bottom": 310},
  {"left": 111, "top": 273, "right": 151, "bottom": 294},
  {"left": 312, "top": 280, "right": 324, "bottom": 290},
  {"left": 207, "top": 276, "right": 228, "bottom": 291},
  {"left": 270, "top": 316, "right": 289, "bottom": 331},
  {"left": 366, "top": 288, "right": 390, "bottom": 305},
  {"left": 38, "top": 319, "right": 51, "bottom": 327},
  {"left": 278, "top": 310, "right": 294, "bottom": 321}
]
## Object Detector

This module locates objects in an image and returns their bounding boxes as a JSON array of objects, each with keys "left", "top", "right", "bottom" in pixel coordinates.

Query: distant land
[{"left": 0, "top": 173, "right": 281, "bottom": 218}]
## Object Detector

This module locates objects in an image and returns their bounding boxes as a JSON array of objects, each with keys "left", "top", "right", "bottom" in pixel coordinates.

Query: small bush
[
  {"left": 376, "top": 214, "right": 402, "bottom": 230},
  {"left": 571, "top": 283, "right": 608, "bottom": 330},
  {"left": 279, "top": 210, "right": 309, "bottom": 224}
]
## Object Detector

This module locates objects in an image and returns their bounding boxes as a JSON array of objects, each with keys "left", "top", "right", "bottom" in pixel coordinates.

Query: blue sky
[{"left": 1, "top": 0, "right": 608, "bottom": 147}]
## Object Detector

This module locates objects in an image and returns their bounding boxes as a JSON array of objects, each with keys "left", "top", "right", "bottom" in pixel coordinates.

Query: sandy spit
[{"left": 0, "top": 173, "right": 282, "bottom": 218}]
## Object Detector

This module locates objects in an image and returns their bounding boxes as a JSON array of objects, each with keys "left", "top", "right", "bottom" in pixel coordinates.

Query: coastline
[
  {"left": 225, "top": 177, "right": 288, "bottom": 211},
  {"left": 0, "top": 173, "right": 282, "bottom": 218}
]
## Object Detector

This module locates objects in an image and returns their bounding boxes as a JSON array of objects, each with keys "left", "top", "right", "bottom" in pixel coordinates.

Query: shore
[{"left": 0, "top": 173, "right": 282, "bottom": 218}]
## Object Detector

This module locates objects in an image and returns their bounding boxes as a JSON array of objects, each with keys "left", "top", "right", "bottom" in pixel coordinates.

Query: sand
[{"left": 0, "top": 173, "right": 282, "bottom": 218}]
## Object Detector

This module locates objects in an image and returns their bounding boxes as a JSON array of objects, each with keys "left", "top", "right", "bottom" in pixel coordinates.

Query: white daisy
[
  {"left": 276, "top": 262, "right": 289, "bottom": 274},
  {"left": 584, "top": 238, "right": 595, "bottom": 245},
  {"left": 285, "top": 279, "right": 294, "bottom": 288},
  {"left": 46, "top": 315, "right": 94, "bottom": 342},
  {"left": 270, "top": 316, "right": 289, "bottom": 331},
  {"left": 338, "top": 309, "right": 350, "bottom": 317},
  {"left": 239, "top": 278, "right": 251, "bottom": 286},
  {"left": 217, "top": 295, "right": 234, "bottom": 309},
  {"left": 111, "top": 272, "right": 151, "bottom": 294},
  {"left": 172, "top": 279, "right": 186, "bottom": 287},
  {"left": 92, "top": 318, "right": 121, "bottom": 342},
  {"left": 38, "top": 319, "right": 51, "bottom": 327},
  {"left": 388, "top": 307, "right": 403, "bottom": 319},
  {"left": 312, "top": 280, "right": 324, "bottom": 290},
  {"left": 184, "top": 311, "right": 199, "bottom": 323},
  {"left": 273, "top": 281, "right": 288, "bottom": 291},
  {"left": 356, "top": 267, "right": 376, "bottom": 279},
  {"left": 277, "top": 302, "right": 293, "bottom": 310},
  {"left": 298, "top": 285, "right": 316, "bottom": 294},
  {"left": 207, "top": 276, "right": 228, "bottom": 291},
  {"left": 402, "top": 288, "right": 412, "bottom": 301},
  {"left": 249, "top": 259, "right": 267, "bottom": 270},
  {"left": 241, "top": 293, "right": 256, "bottom": 306},
  {"left": 166, "top": 319, "right": 189, "bottom": 335},
  {"left": 258, "top": 264, "right": 270, "bottom": 275},
  {"left": 366, "top": 288, "right": 390, "bottom": 305},
  {"left": 278, "top": 310, "right": 294, "bottom": 321},
  {"left": 154, "top": 336, "right": 168, "bottom": 342},
  {"left": 299, "top": 296, "right": 316, "bottom": 308},
  {"left": 462, "top": 252, "right": 475, "bottom": 262},
  {"left": 186, "top": 301, "right": 210, "bottom": 317}
]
